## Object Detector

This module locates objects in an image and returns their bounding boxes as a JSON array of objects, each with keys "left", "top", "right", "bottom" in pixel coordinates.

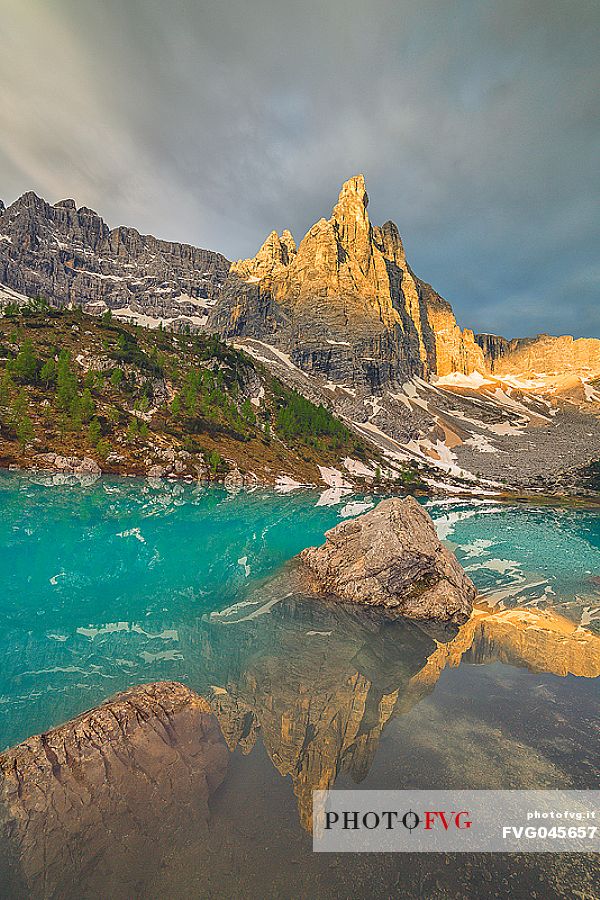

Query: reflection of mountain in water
[
  {"left": 195, "top": 597, "right": 441, "bottom": 830},
  {"left": 182, "top": 592, "right": 600, "bottom": 830},
  {"left": 1, "top": 593, "right": 598, "bottom": 897}
]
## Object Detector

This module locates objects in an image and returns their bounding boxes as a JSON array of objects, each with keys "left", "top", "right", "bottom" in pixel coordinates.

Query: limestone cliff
[
  {"left": 0, "top": 190, "right": 230, "bottom": 329},
  {"left": 210, "top": 175, "right": 484, "bottom": 386},
  {"left": 477, "top": 332, "right": 600, "bottom": 378}
]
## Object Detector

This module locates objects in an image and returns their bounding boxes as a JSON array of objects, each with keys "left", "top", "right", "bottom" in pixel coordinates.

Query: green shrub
[
  {"left": 207, "top": 449, "right": 221, "bottom": 475},
  {"left": 96, "top": 439, "right": 111, "bottom": 459}
]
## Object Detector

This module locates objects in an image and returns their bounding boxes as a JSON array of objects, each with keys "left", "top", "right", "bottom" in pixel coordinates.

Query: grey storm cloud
[{"left": 1, "top": 0, "right": 598, "bottom": 338}]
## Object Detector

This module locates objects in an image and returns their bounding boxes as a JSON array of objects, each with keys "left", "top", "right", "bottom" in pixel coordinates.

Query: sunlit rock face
[
  {"left": 0, "top": 682, "right": 228, "bottom": 899},
  {"left": 477, "top": 333, "right": 600, "bottom": 378},
  {"left": 210, "top": 175, "right": 484, "bottom": 387},
  {"left": 233, "top": 229, "right": 297, "bottom": 285}
]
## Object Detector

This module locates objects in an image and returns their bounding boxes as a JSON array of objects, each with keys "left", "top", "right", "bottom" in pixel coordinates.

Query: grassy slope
[{"left": 0, "top": 307, "right": 417, "bottom": 487}]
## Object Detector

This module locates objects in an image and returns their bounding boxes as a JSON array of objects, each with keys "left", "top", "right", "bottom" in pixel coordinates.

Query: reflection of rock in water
[
  {"left": 2, "top": 594, "right": 598, "bottom": 899},
  {"left": 185, "top": 591, "right": 600, "bottom": 830},
  {"left": 402, "top": 605, "right": 600, "bottom": 712},
  {"left": 185, "top": 588, "right": 456, "bottom": 828},
  {"left": 0, "top": 683, "right": 228, "bottom": 899},
  {"left": 188, "top": 594, "right": 442, "bottom": 830},
  {"left": 467, "top": 607, "right": 600, "bottom": 676}
]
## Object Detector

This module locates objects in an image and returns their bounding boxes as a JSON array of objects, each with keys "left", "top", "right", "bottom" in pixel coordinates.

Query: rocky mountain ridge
[
  {"left": 1, "top": 177, "right": 599, "bottom": 494},
  {"left": 2, "top": 179, "right": 598, "bottom": 387},
  {"left": 476, "top": 331, "right": 600, "bottom": 376},
  {"left": 0, "top": 190, "right": 230, "bottom": 329}
]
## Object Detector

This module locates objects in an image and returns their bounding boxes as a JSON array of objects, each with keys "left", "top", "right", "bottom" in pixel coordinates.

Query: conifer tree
[
  {"left": 10, "top": 339, "right": 38, "bottom": 384},
  {"left": 56, "top": 351, "right": 78, "bottom": 411},
  {"left": 88, "top": 418, "right": 102, "bottom": 445},
  {"left": 11, "top": 390, "right": 34, "bottom": 447},
  {"left": 80, "top": 388, "right": 95, "bottom": 424}
]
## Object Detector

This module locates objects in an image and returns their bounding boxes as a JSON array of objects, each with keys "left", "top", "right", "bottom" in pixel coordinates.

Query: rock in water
[
  {"left": 300, "top": 497, "right": 476, "bottom": 623},
  {"left": 0, "top": 682, "right": 229, "bottom": 898}
]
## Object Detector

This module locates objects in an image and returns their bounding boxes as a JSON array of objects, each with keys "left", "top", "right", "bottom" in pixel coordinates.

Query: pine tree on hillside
[
  {"left": 11, "top": 390, "right": 34, "bottom": 447},
  {"left": 56, "top": 351, "right": 78, "bottom": 412},
  {"left": 10, "top": 339, "right": 39, "bottom": 384}
]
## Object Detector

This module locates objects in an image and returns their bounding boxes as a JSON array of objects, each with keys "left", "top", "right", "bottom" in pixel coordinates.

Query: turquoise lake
[
  {"left": 1, "top": 471, "right": 599, "bottom": 898},
  {"left": 1, "top": 472, "right": 598, "bottom": 750}
]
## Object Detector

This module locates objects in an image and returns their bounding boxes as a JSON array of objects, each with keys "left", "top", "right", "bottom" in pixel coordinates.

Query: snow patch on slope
[
  {"left": 433, "top": 371, "right": 493, "bottom": 389},
  {"left": 318, "top": 466, "right": 352, "bottom": 489}
]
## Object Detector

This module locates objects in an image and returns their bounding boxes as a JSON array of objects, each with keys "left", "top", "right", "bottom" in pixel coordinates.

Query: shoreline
[{"left": 1, "top": 459, "right": 599, "bottom": 510}]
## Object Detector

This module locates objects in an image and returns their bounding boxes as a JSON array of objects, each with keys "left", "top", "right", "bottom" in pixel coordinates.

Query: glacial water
[{"left": 1, "top": 471, "right": 599, "bottom": 898}]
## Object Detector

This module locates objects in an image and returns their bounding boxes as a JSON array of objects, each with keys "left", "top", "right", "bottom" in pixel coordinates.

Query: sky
[{"left": 1, "top": 0, "right": 598, "bottom": 338}]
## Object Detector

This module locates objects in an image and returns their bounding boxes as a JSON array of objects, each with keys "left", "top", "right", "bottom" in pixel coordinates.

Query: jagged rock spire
[
  {"left": 280, "top": 229, "right": 297, "bottom": 260},
  {"left": 231, "top": 229, "right": 297, "bottom": 283},
  {"left": 331, "top": 174, "right": 373, "bottom": 275},
  {"left": 224, "top": 174, "right": 486, "bottom": 377}
]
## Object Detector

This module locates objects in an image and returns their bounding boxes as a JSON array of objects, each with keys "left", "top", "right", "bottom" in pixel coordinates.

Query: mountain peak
[
  {"left": 330, "top": 175, "right": 372, "bottom": 276},
  {"left": 217, "top": 174, "right": 486, "bottom": 379},
  {"left": 14, "top": 190, "right": 45, "bottom": 209},
  {"left": 280, "top": 229, "right": 297, "bottom": 257},
  {"left": 332, "top": 175, "right": 369, "bottom": 225},
  {"left": 337, "top": 174, "right": 368, "bottom": 204}
]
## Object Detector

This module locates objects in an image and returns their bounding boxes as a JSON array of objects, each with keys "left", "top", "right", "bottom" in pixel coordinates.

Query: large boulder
[
  {"left": 0, "top": 682, "right": 228, "bottom": 898},
  {"left": 300, "top": 497, "right": 476, "bottom": 623}
]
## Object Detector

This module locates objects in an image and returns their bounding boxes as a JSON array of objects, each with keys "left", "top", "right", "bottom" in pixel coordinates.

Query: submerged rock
[
  {"left": 300, "top": 497, "right": 476, "bottom": 623},
  {"left": 0, "top": 682, "right": 228, "bottom": 898}
]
